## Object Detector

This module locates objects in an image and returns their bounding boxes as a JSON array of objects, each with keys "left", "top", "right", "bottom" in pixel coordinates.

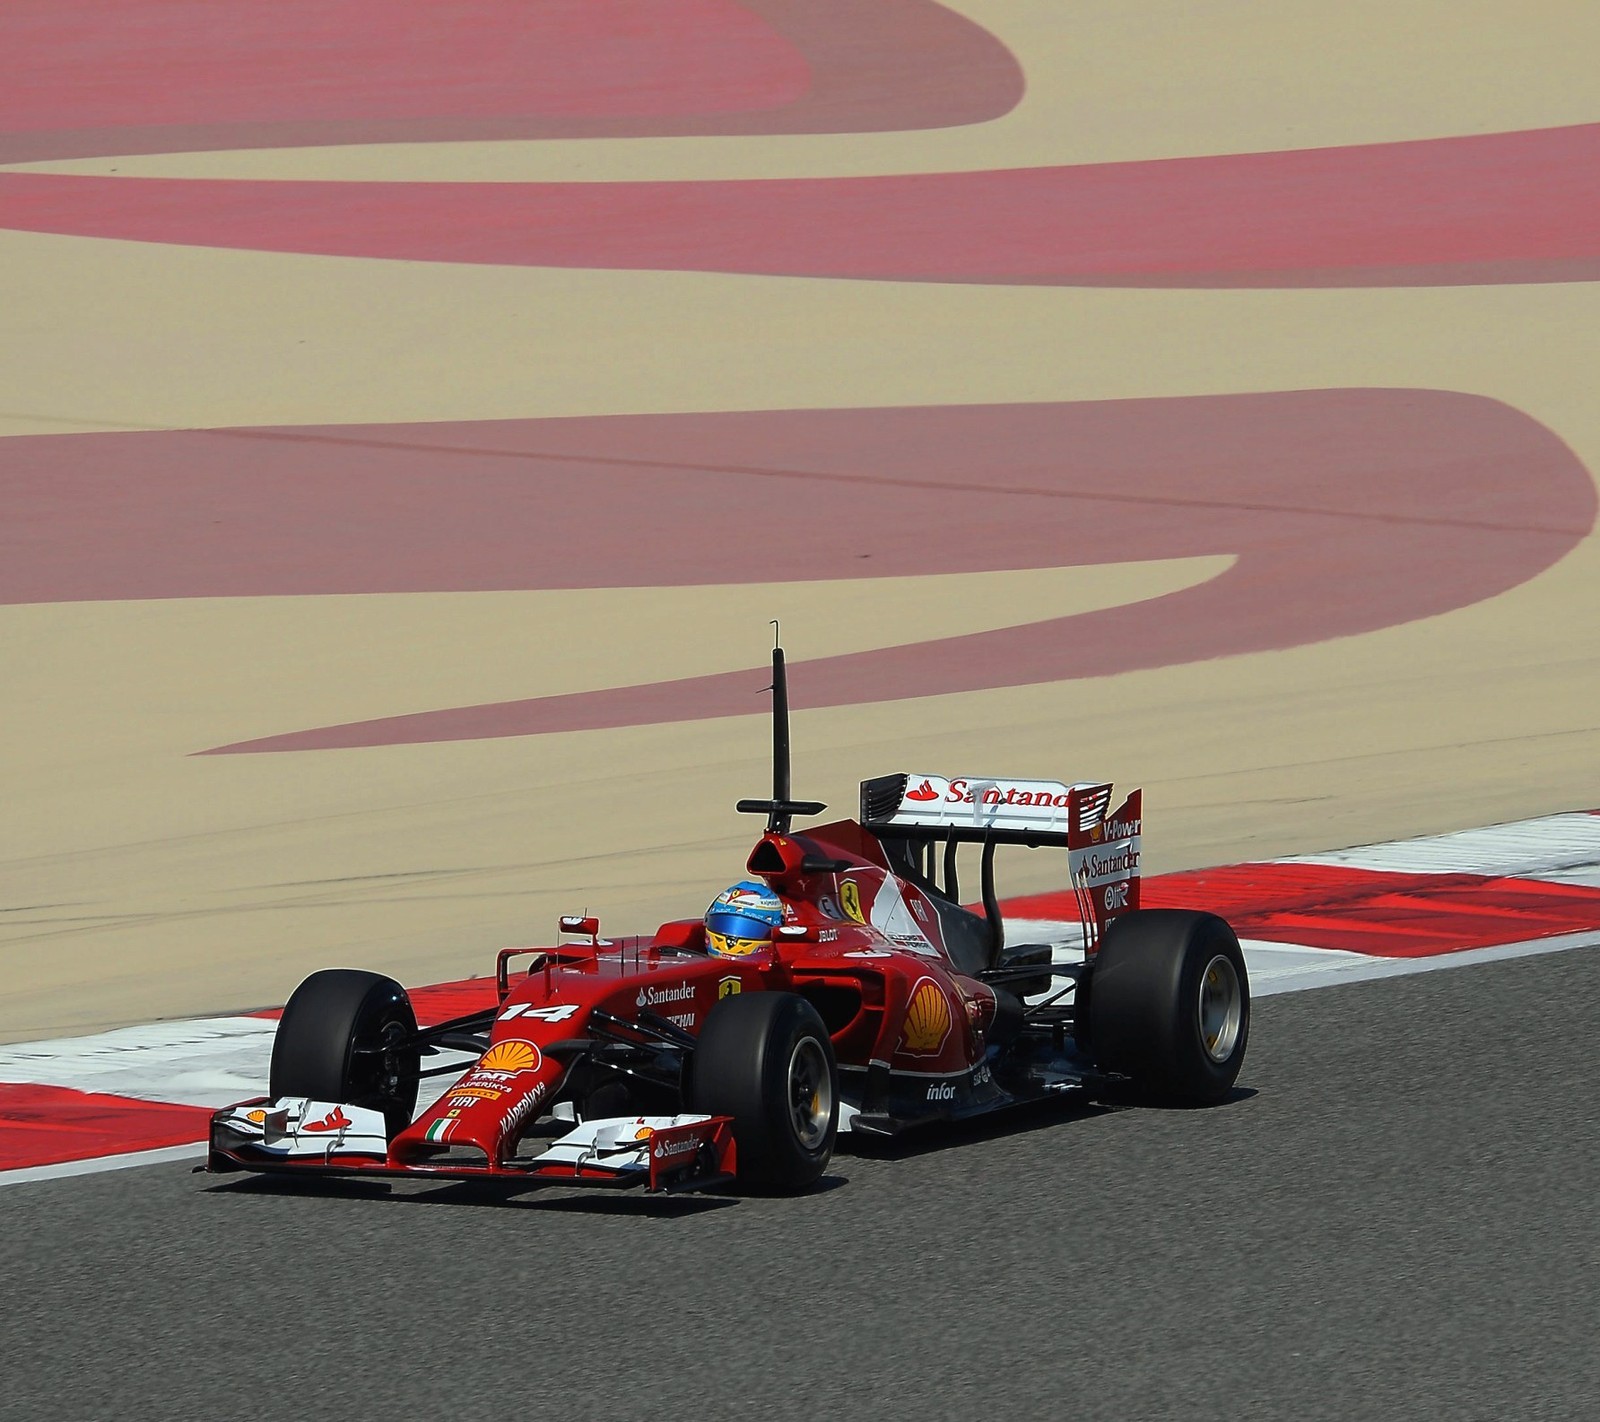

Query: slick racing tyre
[
  {"left": 688, "top": 992, "right": 838, "bottom": 1194},
  {"left": 1084, "top": 910, "right": 1249, "bottom": 1105},
  {"left": 269, "top": 969, "right": 420, "bottom": 1137}
]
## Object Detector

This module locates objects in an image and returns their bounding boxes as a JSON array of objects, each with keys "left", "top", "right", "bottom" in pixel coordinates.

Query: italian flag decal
[{"left": 424, "top": 1119, "right": 452, "bottom": 1144}]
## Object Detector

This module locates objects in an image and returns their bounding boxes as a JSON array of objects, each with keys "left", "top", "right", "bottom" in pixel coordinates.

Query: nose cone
[{"left": 393, "top": 1039, "right": 560, "bottom": 1166}]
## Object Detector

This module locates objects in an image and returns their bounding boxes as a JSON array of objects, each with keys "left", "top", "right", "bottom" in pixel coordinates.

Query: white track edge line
[
  {"left": 1250, "top": 926, "right": 1600, "bottom": 996},
  {"left": 0, "top": 1140, "right": 206, "bottom": 1189}
]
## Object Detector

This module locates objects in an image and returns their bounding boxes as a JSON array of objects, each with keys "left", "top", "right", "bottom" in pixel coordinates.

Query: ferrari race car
[{"left": 209, "top": 643, "right": 1249, "bottom": 1196}]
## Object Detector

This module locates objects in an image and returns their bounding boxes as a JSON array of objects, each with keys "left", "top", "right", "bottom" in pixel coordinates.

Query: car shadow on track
[
  {"left": 198, "top": 1170, "right": 749, "bottom": 1216},
  {"left": 839, "top": 1084, "right": 1259, "bottom": 1162}
]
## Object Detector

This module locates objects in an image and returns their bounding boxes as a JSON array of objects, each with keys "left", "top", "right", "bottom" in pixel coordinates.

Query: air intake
[{"left": 747, "top": 838, "right": 788, "bottom": 874}]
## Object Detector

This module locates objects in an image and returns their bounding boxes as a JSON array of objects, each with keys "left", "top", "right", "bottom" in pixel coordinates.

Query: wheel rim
[
  {"left": 786, "top": 1037, "right": 832, "bottom": 1152},
  {"left": 1197, "top": 954, "right": 1243, "bottom": 1063}
]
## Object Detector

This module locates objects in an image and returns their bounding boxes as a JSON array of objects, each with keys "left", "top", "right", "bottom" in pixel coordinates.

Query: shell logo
[
  {"left": 902, "top": 978, "right": 953, "bottom": 1055},
  {"left": 479, "top": 1039, "right": 541, "bottom": 1074}
]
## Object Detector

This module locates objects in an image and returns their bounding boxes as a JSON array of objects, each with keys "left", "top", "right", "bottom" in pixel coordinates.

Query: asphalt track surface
[{"left": 3, "top": 950, "right": 1595, "bottom": 1421}]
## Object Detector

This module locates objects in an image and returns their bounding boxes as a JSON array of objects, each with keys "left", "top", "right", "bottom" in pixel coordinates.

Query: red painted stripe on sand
[
  {"left": 0, "top": 1, "right": 1020, "bottom": 163},
  {"left": 0, "top": 1083, "right": 209, "bottom": 1170},
  {"left": 1007, "top": 865, "right": 1600, "bottom": 957},
  {"left": 7, "top": 396, "right": 1584, "bottom": 745},
  {"left": 14, "top": 394, "right": 1588, "bottom": 608},
  {"left": 2, "top": 125, "right": 1594, "bottom": 286},
  {"left": 1, "top": 0, "right": 807, "bottom": 134},
  {"left": 39, "top": 393, "right": 1561, "bottom": 748}
]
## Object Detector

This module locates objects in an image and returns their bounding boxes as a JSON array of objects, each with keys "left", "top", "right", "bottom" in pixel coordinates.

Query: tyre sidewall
[
  {"left": 689, "top": 992, "right": 838, "bottom": 1193},
  {"left": 1088, "top": 910, "right": 1249, "bottom": 1104},
  {"left": 269, "top": 968, "right": 419, "bottom": 1136}
]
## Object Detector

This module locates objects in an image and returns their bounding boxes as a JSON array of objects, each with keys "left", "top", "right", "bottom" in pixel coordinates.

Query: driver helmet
[{"left": 705, "top": 880, "right": 784, "bottom": 958}]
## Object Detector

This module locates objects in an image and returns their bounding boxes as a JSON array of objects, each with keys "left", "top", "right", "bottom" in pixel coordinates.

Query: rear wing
[{"left": 860, "top": 773, "right": 1142, "bottom": 956}]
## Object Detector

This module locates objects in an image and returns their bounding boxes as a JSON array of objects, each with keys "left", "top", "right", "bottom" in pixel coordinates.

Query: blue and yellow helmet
[{"left": 705, "top": 880, "right": 784, "bottom": 958}]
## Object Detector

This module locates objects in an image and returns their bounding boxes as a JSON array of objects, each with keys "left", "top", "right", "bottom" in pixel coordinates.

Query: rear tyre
[
  {"left": 1084, "top": 910, "right": 1249, "bottom": 1105},
  {"left": 269, "top": 969, "right": 420, "bottom": 1137},
  {"left": 688, "top": 992, "right": 838, "bottom": 1194}
]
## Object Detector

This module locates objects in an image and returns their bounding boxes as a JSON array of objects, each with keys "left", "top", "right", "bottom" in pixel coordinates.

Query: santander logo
[
  {"left": 906, "top": 779, "right": 939, "bottom": 802},
  {"left": 637, "top": 982, "right": 695, "bottom": 1008},
  {"left": 946, "top": 779, "right": 1073, "bottom": 808}
]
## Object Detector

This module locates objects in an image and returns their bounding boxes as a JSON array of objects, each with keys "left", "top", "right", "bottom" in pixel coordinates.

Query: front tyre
[
  {"left": 1085, "top": 910, "right": 1249, "bottom": 1105},
  {"left": 688, "top": 992, "right": 838, "bottom": 1194},
  {"left": 269, "top": 969, "right": 420, "bottom": 1137}
]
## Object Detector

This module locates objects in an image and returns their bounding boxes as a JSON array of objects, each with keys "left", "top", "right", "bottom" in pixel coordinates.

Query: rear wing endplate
[{"left": 861, "top": 773, "right": 1142, "bottom": 956}]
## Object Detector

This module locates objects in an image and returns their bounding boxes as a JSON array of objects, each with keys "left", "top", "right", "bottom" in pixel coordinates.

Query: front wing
[{"left": 207, "top": 1098, "right": 737, "bottom": 1193}]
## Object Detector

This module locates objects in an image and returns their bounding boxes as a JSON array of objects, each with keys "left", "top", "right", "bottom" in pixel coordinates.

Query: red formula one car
[{"left": 209, "top": 644, "right": 1249, "bottom": 1195}]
